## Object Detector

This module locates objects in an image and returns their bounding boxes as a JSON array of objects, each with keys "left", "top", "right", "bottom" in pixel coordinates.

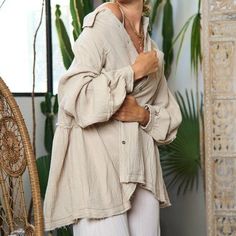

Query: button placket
[
  {"left": 119, "top": 122, "right": 127, "bottom": 147},
  {"left": 119, "top": 122, "right": 129, "bottom": 182}
]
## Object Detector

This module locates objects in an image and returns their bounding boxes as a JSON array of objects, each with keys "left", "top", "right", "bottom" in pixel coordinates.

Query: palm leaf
[
  {"left": 191, "top": 12, "right": 202, "bottom": 76},
  {"left": 160, "top": 89, "right": 201, "bottom": 195},
  {"left": 57, "top": 227, "right": 73, "bottom": 236},
  {"left": 171, "top": 14, "right": 196, "bottom": 67},
  {"left": 175, "top": 91, "right": 189, "bottom": 119},
  {"left": 162, "top": 0, "right": 174, "bottom": 79},
  {"left": 170, "top": 0, "right": 202, "bottom": 76}
]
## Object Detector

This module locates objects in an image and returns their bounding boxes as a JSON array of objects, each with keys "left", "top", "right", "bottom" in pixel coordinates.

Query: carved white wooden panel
[{"left": 202, "top": 0, "right": 236, "bottom": 235}]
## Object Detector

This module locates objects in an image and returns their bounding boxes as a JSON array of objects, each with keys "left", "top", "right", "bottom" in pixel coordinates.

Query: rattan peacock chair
[{"left": 0, "top": 77, "right": 44, "bottom": 235}]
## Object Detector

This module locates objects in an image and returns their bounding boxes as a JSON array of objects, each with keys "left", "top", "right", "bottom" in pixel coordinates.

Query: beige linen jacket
[{"left": 43, "top": 5, "right": 182, "bottom": 231}]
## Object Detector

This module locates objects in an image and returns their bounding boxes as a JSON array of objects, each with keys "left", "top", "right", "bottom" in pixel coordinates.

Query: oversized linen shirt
[{"left": 43, "top": 5, "right": 182, "bottom": 231}]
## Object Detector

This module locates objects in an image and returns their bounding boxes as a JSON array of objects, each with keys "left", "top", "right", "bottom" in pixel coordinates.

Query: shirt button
[{"left": 122, "top": 140, "right": 126, "bottom": 144}]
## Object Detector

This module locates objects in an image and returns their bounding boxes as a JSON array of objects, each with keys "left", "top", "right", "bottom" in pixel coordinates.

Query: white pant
[{"left": 73, "top": 185, "right": 160, "bottom": 236}]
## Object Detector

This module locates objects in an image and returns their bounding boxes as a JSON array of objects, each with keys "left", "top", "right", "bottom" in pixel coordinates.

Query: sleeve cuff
[
  {"left": 123, "top": 65, "right": 134, "bottom": 93},
  {"left": 140, "top": 103, "right": 176, "bottom": 144},
  {"left": 140, "top": 104, "right": 161, "bottom": 131}
]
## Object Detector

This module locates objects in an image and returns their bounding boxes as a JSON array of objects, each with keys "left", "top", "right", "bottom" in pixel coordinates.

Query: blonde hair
[
  {"left": 111, "top": 0, "right": 151, "bottom": 16},
  {"left": 143, "top": 0, "right": 151, "bottom": 16}
]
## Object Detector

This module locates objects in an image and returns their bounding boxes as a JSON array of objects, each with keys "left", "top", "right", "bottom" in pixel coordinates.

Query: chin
[{"left": 116, "top": 0, "right": 132, "bottom": 3}]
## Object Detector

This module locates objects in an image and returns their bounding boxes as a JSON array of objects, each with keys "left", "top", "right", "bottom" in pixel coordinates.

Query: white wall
[
  {"left": 152, "top": 1, "right": 206, "bottom": 235},
  {"left": 15, "top": 97, "right": 47, "bottom": 159},
  {"left": 152, "top": 0, "right": 204, "bottom": 95},
  {"left": 14, "top": 0, "right": 206, "bottom": 235},
  {"left": 161, "top": 176, "right": 206, "bottom": 236}
]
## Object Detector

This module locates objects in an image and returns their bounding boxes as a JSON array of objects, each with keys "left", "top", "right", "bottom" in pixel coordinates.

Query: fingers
[
  {"left": 153, "top": 50, "right": 159, "bottom": 66},
  {"left": 125, "top": 95, "right": 135, "bottom": 100},
  {"left": 112, "top": 111, "right": 126, "bottom": 121},
  {"left": 113, "top": 95, "right": 136, "bottom": 119},
  {"left": 147, "top": 50, "right": 159, "bottom": 64},
  {"left": 153, "top": 50, "right": 158, "bottom": 57}
]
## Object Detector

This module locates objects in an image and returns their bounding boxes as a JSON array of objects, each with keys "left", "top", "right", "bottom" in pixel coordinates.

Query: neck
[{"left": 116, "top": 0, "right": 143, "bottom": 30}]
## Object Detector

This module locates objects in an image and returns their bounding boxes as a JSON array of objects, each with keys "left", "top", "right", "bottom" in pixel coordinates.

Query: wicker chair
[{"left": 0, "top": 77, "right": 44, "bottom": 235}]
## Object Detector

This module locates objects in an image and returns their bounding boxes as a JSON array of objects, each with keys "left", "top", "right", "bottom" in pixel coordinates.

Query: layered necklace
[
  {"left": 116, "top": 2, "right": 144, "bottom": 52},
  {"left": 124, "top": 14, "right": 144, "bottom": 52}
]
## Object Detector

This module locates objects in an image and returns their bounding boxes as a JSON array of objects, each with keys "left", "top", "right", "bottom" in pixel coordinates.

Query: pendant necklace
[
  {"left": 116, "top": 2, "right": 144, "bottom": 52},
  {"left": 124, "top": 14, "right": 144, "bottom": 52}
]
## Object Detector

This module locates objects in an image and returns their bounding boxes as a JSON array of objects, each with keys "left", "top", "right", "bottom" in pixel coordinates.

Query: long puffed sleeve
[
  {"left": 58, "top": 10, "right": 134, "bottom": 128},
  {"left": 140, "top": 46, "right": 182, "bottom": 145}
]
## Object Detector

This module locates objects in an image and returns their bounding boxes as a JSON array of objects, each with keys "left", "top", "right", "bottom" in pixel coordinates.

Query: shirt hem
[
  {"left": 124, "top": 182, "right": 172, "bottom": 208},
  {"left": 44, "top": 196, "right": 133, "bottom": 231},
  {"left": 44, "top": 183, "right": 171, "bottom": 231}
]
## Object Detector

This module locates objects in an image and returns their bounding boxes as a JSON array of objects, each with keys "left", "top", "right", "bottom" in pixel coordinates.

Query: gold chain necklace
[
  {"left": 124, "top": 14, "right": 144, "bottom": 38},
  {"left": 116, "top": 2, "right": 144, "bottom": 52},
  {"left": 125, "top": 15, "right": 144, "bottom": 52}
]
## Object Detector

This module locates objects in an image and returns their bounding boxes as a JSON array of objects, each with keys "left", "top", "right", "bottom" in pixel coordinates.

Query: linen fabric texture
[
  {"left": 43, "top": 5, "right": 182, "bottom": 231},
  {"left": 73, "top": 185, "right": 160, "bottom": 236}
]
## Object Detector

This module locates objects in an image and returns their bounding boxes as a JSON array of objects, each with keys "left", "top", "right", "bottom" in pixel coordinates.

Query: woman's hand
[
  {"left": 112, "top": 95, "right": 150, "bottom": 126},
  {"left": 131, "top": 50, "right": 159, "bottom": 81}
]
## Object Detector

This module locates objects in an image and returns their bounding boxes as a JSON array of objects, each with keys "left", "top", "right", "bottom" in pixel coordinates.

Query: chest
[
  {"left": 123, "top": 20, "right": 144, "bottom": 54},
  {"left": 103, "top": 28, "right": 161, "bottom": 105}
]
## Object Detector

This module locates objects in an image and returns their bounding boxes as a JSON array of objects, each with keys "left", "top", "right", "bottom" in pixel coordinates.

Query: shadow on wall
[{"left": 160, "top": 173, "right": 206, "bottom": 236}]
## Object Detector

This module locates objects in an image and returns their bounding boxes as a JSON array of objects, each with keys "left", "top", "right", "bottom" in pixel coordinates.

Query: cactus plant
[
  {"left": 55, "top": 5, "right": 74, "bottom": 69},
  {"left": 54, "top": 0, "right": 175, "bottom": 77},
  {"left": 55, "top": 0, "right": 96, "bottom": 69}
]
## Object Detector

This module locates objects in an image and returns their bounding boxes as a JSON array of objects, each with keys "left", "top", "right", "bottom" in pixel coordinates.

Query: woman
[{"left": 43, "top": 0, "right": 182, "bottom": 235}]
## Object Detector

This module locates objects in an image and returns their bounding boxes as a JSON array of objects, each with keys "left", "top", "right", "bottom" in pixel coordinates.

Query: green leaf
[
  {"left": 83, "top": 0, "right": 93, "bottom": 15},
  {"left": 171, "top": 14, "right": 196, "bottom": 68},
  {"left": 40, "top": 101, "right": 46, "bottom": 115},
  {"left": 170, "top": 0, "right": 202, "bottom": 76},
  {"left": 36, "top": 155, "right": 51, "bottom": 199},
  {"left": 162, "top": 0, "right": 174, "bottom": 78},
  {"left": 53, "top": 94, "right": 58, "bottom": 114},
  {"left": 150, "top": 0, "right": 163, "bottom": 26},
  {"left": 190, "top": 89, "right": 196, "bottom": 119},
  {"left": 191, "top": 13, "right": 202, "bottom": 76},
  {"left": 45, "top": 92, "right": 52, "bottom": 114},
  {"left": 55, "top": 5, "right": 74, "bottom": 69},
  {"left": 45, "top": 116, "right": 54, "bottom": 153},
  {"left": 57, "top": 226, "right": 73, "bottom": 236},
  {"left": 70, "top": 0, "right": 82, "bottom": 40},
  {"left": 160, "top": 89, "right": 202, "bottom": 195},
  {"left": 175, "top": 91, "right": 188, "bottom": 119}
]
